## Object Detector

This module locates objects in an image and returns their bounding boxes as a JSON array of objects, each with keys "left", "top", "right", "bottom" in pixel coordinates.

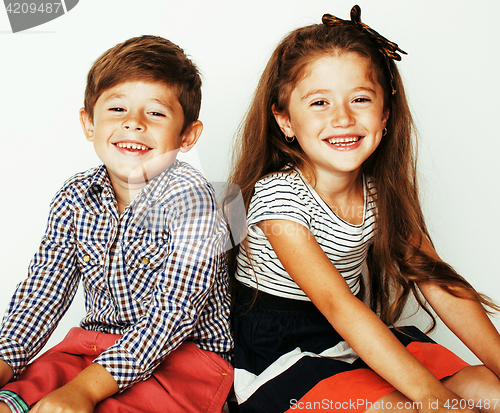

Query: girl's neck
[
  {"left": 301, "top": 165, "right": 364, "bottom": 225},
  {"left": 302, "top": 164, "right": 362, "bottom": 200}
]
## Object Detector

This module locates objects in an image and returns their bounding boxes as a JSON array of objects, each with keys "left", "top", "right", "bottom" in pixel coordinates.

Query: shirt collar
[
  {"left": 82, "top": 165, "right": 114, "bottom": 214},
  {"left": 83, "top": 160, "right": 179, "bottom": 214},
  {"left": 131, "top": 159, "right": 178, "bottom": 207}
]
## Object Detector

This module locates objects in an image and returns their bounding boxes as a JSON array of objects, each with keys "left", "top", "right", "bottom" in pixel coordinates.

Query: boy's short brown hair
[{"left": 84, "top": 35, "right": 201, "bottom": 132}]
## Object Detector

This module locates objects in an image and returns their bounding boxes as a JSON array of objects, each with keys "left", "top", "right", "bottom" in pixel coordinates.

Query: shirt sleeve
[
  {"left": 247, "top": 175, "right": 311, "bottom": 233},
  {"left": 0, "top": 187, "right": 79, "bottom": 378},
  {"left": 93, "top": 180, "right": 228, "bottom": 391}
]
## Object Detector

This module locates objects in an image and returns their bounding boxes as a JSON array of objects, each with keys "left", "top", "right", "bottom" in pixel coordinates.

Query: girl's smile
[
  {"left": 274, "top": 52, "right": 389, "bottom": 181},
  {"left": 324, "top": 134, "right": 363, "bottom": 150}
]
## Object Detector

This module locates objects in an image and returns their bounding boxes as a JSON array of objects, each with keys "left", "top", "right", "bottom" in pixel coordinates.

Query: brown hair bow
[{"left": 322, "top": 5, "right": 407, "bottom": 94}]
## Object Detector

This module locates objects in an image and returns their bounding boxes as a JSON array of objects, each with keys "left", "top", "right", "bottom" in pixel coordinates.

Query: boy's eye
[
  {"left": 109, "top": 107, "right": 125, "bottom": 112},
  {"left": 150, "top": 112, "right": 166, "bottom": 117},
  {"left": 311, "top": 100, "right": 328, "bottom": 106}
]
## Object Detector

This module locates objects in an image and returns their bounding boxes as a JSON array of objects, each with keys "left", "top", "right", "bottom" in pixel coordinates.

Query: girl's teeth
[{"left": 327, "top": 137, "right": 360, "bottom": 146}]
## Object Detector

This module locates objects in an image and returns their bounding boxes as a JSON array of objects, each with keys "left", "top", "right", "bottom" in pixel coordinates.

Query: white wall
[{"left": 0, "top": 0, "right": 498, "bottom": 365}]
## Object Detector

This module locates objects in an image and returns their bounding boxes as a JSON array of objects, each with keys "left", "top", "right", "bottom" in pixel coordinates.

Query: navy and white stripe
[
  {"left": 235, "top": 168, "right": 377, "bottom": 300},
  {"left": 0, "top": 160, "right": 232, "bottom": 391}
]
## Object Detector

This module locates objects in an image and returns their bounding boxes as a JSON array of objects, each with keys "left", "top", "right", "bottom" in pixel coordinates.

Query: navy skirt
[{"left": 233, "top": 282, "right": 469, "bottom": 413}]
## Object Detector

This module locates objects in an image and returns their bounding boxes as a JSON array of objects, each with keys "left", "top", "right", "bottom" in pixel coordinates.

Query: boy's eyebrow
[
  {"left": 103, "top": 93, "right": 126, "bottom": 101},
  {"left": 102, "top": 95, "right": 173, "bottom": 111},
  {"left": 150, "top": 98, "right": 171, "bottom": 108}
]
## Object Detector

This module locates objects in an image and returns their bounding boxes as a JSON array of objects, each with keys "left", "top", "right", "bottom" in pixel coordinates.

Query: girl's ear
[
  {"left": 272, "top": 104, "right": 295, "bottom": 139},
  {"left": 382, "top": 108, "right": 390, "bottom": 128},
  {"left": 79, "top": 108, "right": 95, "bottom": 142},
  {"left": 179, "top": 120, "right": 203, "bottom": 153}
]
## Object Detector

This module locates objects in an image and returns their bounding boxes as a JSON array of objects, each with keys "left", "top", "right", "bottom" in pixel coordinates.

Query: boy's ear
[
  {"left": 272, "top": 104, "right": 295, "bottom": 139},
  {"left": 79, "top": 108, "right": 95, "bottom": 142},
  {"left": 179, "top": 120, "right": 203, "bottom": 153}
]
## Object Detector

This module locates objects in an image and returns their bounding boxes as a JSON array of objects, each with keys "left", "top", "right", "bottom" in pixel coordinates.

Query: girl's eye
[
  {"left": 311, "top": 100, "right": 328, "bottom": 106},
  {"left": 353, "top": 97, "right": 371, "bottom": 103}
]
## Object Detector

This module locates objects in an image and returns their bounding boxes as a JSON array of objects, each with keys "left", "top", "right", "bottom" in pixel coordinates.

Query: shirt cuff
[
  {"left": 0, "top": 390, "right": 30, "bottom": 413},
  {"left": 0, "top": 339, "right": 27, "bottom": 380},
  {"left": 92, "top": 345, "right": 144, "bottom": 391}
]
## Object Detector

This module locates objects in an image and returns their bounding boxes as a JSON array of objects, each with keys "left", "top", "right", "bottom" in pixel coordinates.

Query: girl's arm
[
  {"left": 258, "top": 219, "right": 473, "bottom": 410},
  {"left": 417, "top": 241, "right": 500, "bottom": 378}
]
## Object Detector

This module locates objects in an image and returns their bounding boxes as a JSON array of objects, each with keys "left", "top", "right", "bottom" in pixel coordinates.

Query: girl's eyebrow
[
  {"left": 301, "top": 89, "right": 330, "bottom": 100},
  {"left": 352, "top": 86, "right": 377, "bottom": 95},
  {"left": 301, "top": 86, "right": 378, "bottom": 100}
]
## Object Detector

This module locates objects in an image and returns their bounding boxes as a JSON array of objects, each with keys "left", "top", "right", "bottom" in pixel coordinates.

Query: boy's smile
[{"left": 80, "top": 80, "right": 201, "bottom": 193}]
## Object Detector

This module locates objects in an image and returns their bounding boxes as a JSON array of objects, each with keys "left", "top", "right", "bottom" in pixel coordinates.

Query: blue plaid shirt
[{"left": 0, "top": 160, "right": 232, "bottom": 391}]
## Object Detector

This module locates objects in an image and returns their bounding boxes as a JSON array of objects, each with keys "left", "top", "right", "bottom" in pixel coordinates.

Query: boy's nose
[{"left": 122, "top": 115, "right": 145, "bottom": 131}]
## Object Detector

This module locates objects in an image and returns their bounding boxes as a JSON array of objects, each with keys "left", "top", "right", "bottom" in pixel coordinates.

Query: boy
[{"left": 0, "top": 35, "right": 233, "bottom": 413}]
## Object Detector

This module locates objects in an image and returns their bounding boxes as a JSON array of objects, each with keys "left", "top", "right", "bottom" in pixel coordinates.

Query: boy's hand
[
  {"left": 0, "top": 360, "right": 13, "bottom": 388},
  {"left": 29, "top": 385, "right": 95, "bottom": 413},
  {"left": 28, "top": 363, "right": 118, "bottom": 413}
]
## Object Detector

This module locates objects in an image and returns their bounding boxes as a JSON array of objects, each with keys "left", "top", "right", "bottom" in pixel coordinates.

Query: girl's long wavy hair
[{"left": 228, "top": 22, "right": 498, "bottom": 329}]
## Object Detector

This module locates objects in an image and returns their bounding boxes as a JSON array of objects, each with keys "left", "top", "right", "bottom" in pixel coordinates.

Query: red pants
[{"left": 3, "top": 327, "right": 233, "bottom": 413}]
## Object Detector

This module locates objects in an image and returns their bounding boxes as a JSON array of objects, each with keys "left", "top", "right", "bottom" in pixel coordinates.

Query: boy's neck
[{"left": 109, "top": 175, "right": 148, "bottom": 215}]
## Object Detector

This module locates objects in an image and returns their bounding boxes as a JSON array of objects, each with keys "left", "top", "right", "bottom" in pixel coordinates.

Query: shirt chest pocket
[
  {"left": 124, "top": 240, "right": 168, "bottom": 299},
  {"left": 76, "top": 242, "right": 106, "bottom": 293},
  {"left": 76, "top": 242, "right": 104, "bottom": 269}
]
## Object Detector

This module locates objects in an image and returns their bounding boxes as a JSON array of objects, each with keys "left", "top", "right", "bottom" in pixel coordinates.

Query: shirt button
[
  {"left": 141, "top": 257, "right": 150, "bottom": 265},
  {"left": 83, "top": 255, "right": 90, "bottom": 263}
]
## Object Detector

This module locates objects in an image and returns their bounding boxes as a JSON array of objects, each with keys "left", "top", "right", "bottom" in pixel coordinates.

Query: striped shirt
[
  {"left": 0, "top": 160, "right": 232, "bottom": 391},
  {"left": 235, "top": 168, "right": 377, "bottom": 300}
]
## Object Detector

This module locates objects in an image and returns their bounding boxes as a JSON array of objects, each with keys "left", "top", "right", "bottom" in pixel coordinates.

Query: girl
[{"left": 229, "top": 5, "right": 500, "bottom": 413}]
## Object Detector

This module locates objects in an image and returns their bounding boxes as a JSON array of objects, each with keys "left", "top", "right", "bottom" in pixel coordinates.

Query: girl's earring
[
  {"left": 382, "top": 128, "right": 387, "bottom": 137},
  {"left": 285, "top": 135, "right": 295, "bottom": 143}
]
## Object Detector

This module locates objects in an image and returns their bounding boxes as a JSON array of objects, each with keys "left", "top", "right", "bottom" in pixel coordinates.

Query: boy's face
[{"left": 80, "top": 80, "right": 202, "bottom": 188}]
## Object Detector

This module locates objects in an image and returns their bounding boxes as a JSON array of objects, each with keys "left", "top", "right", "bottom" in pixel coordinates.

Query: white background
[{"left": 0, "top": 0, "right": 498, "bottom": 366}]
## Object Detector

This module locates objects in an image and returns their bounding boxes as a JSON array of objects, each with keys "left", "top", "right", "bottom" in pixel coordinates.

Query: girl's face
[{"left": 274, "top": 52, "right": 389, "bottom": 179}]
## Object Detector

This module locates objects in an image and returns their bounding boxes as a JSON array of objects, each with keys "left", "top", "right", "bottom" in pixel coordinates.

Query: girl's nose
[{"left": 331, "top": 103, "right": 355, "bottom": 127}]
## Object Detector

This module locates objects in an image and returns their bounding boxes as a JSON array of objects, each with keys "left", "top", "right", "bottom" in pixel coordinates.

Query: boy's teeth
[
  {"left": 327, "top": 137, "right": 360, "bottom": 146},
  {"left": 115, "top": 142, "right": 149, "bottom": 150}
]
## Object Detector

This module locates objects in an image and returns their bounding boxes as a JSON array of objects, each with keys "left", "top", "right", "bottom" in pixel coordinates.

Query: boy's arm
[
  {"left": 0, "top": 360, "right": 13, "bottom": 388},
  {"left": 29, "top": 363, "right": 118, "bottom": 413},
  {"left": 0, "top": 186, "right": 79, "bottom": 380},
  {"left": 91, "top": 180, "right": 230, "bottom": 392}
]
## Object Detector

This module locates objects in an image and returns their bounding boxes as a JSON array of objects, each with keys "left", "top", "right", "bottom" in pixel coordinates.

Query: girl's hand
[
  {"left": 28, "top": 384, "right": 95, "bottom": 413},
  {"left": 419, "top": 399, "right": 478, "bottom": 413},
  {"left": 416, "top": 388, "right": 479, "bottom": 413}
]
